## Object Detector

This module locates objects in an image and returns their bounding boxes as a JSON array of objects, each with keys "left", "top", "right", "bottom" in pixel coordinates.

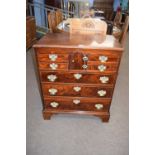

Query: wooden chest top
[
  {"left": 33, "top": 32, "right": 124, "bottom": 122},
  {"left": 33, "top": 32, "right": 123, "bottom": 51}
]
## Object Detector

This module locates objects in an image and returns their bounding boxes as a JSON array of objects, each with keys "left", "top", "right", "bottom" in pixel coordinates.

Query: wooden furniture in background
[
  {"left": 94, "top": 0, "right": 113, "bottom": 20},
  {"left": 119, "top": 16, "right": 129, "bottom": 46},
  {"left": 26, "top": 16, "right": 36, "bottom": 49},
  {"left": 106, "top": 10, "right": 123, "bottom": 35},
  {"left": 55, "top": 9, "right": 63, "bottom": 25},
  {"left": 113, "top": 11, "right": 123, "bottom": 27},
  {"left": 48, "top": 11, "right": 63, "bottom": 33},
  {"left": 112, "top": 16, "right": 129, "bottom": 46},
  {"left": 70, "top": 18, "right": 107, "bottom": 35},
  {"left": 45, "top": 0, "right": 62, "bottom": 8},
  {"left": 47, "top": 12, "right": 57, "bottom": 32},
  {"left": 33, "top": 32, "right": 123, "bottom": 122}
]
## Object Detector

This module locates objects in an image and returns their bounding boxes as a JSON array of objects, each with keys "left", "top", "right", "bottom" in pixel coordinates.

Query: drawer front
[
  {"left": 38, "top": 62, "right": 68, "bottom": 71},
  {"left": 37, "top": 53, "right": 69, "bottom": 63},
  {"left": 36, "top": 48, "right": 71, "bottom": 63},
  {"left": 88, "top": 54, "right": 119, "bottom": 63},
  {"left": 42, "top": 84, "right": 113, "bottom": 98},
  {"left": 40, "top": 71, "right": 116, "bottom": 85},
  {"left": 87, "top": 62, "right": 118, "bottom": 72},
  {"left": 36, "top": 48, "right": 120, "bottom": 63},
  {"left": 82, "top": 53, "right": 120, "bottom": 63},
  {"left": 68, "top": 62, "right": 118, "bottom": 72},
  {"left": 44, "top": 97, "right": 111, "bottom": 112},
  {"left": 80, "top": 49, "right": 121, "bottom": 63},
  {"left": 38, "top": 62, "right": 117, "bottom": 72}
]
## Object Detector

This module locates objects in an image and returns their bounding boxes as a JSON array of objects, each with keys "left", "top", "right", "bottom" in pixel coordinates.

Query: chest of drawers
[{"left": 34, "top": 33, "right": 123, "bottom": 122}]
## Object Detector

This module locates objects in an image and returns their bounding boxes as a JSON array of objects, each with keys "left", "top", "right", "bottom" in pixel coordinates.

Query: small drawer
[
  {"left": 42, "top": 84, "right": 113, "bottom": 98},
  {"left": 88, "top": 54, "right": 119, "bottom": 63},
  {"left": 37, "top": 53, "right": 69, "bottom": 63},
  {"left": 44, "top": 97, "right": 111, "bottom": 112},
  {"left": 38, "top": 62, "right": 68, "bottom": 71},
  {"left": 40, "top": 71, "right": 116, "bottom": 85},
  {"left": 87, "top": 62, "right": 118, "bottom": 72},
  {"left": 80, "top": 49, "right": 121, "bottom": 63},
  {"left": 36, "top": 48, "right": 71, "bottom": 63}
]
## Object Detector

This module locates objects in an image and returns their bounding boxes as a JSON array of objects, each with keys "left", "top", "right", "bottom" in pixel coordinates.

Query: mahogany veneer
[
  {"left": 40, "top": 71, "right": 116, "bottom": 84},
  {"left": 33, "top": 33, "right": 123, "bottom": 122}
]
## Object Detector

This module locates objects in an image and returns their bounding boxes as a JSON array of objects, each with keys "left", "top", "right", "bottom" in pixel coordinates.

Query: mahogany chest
[{"left": 33, "top": 33, "right": 123, "bottom": 122}]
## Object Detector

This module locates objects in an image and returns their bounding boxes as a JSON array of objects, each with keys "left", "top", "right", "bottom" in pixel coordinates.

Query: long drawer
[
  {"left": 38, "top": 61, "right": 118, "bottom": 72},
  {"left": 40, "top": 71, "right": 116, "bottom": 85},
  {"left": 42, "top": 84, "right": 113, "bottom": 98},
  {"left": 37, "top": 53, "right": 119, "bottom": 63},
  {"left": 44, "top": 97, "right": 111, "bottom": 112},
  {"left": 36, "top": 48, "right": 120, "bottom": 63}
]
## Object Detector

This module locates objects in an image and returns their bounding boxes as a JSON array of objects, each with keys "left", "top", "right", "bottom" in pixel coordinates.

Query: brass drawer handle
[
  {"left": 50, "top": 102, "right": 59, "bottom": 108},
  {"left": 82, "top": 64, "right": 88, "bottom": 69},
  {"left": 100, "top": 76, "right": 109, "bottom": 83},
  {"left": 47, "top": 74, "right": 57, "bottom": 82},
  {"left": 49, "top": 54, "right": 58, "bottom": 61},
  {"left": 73, "top": 99, "right": 80, "bottom": 105},
  {"left": 49, "top": 63, "right": 58, "bottom": 70},
  {"left": 73, "top": 86, "right": 81, "bottom": 92},
  {"left": 74, "top": 73, "right": 82, "bottom": 80},
  {"left": 99, "top": 56, "right": 108, "bottom": 62},
  {"left": 97, "top": 90, "right": 106, "bottom": 96},
  {"left": 48, "top": 88, "right": 58, "bottom": 95},
  {"left": 83, "top": 56, "right": 88, "bottom": 61},
  {"left": 95, "top": 104, "right": 104, "bottom": 110},
  {"left": 98, "top": 65, "right": 106, "bottom": 72}
]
